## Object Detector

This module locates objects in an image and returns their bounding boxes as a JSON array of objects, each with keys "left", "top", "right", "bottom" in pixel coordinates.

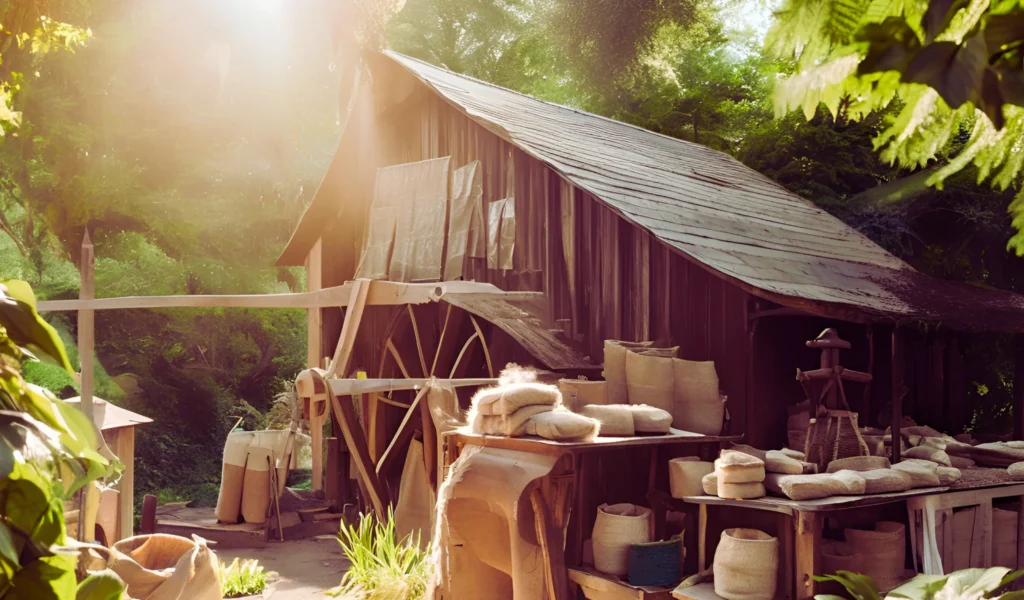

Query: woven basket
[
  {"left": 713, "top": 528, "right": 778, "bottom": 600},
  {"left": 591, "top": 503, "right": 652, "bottom": 576},
  {"left": 844, "top": 522, "right": 906, "bottom": 591},
  {"left": 628, "top": 537, "right": 682, "bottom": 587},
  {"left": 804, "top": 409, "right": 870, "bottom": 472}
]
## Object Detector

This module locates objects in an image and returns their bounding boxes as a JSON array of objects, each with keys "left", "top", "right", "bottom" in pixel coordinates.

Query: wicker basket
[{"left": 804, "top": 409, "right": 870, "bottom": 472}]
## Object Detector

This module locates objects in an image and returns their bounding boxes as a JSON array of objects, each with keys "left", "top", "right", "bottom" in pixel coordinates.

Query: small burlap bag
[
  {"left": 580, "top": 404, "right": 635, "bottom": 436},
  {"left": 713, "top": 529, "right": 778, "bottom": 600},
  {"left": 826, "top": 456, "right": 890, "bottom": 473},
  {"left": 715, "top": 450, "right": 765, "bottom": 483},
  {"left": 592, "top": 503, "right": 652, "bottom": 576},
  {"left": 671, "top": 358, "right": 723, "bottom": 434},
  {"left": 854, "top": 469, "right": 912, "bottom": 494},
  {"left": 215, "top": 431, "right": 254, "bottom": 524},
  {"left": 559, "top": 379, "right": 608, "bottom": 412},
  {"left": 603, "top": 341, "right": 654, "bottom": 404},
  {"left": 626, "top": 349, "right": 675, "bottom": 414},
  {"left": 892, "top": 460, "right": 940, "bottom": 488},
  {"left": 240, "top": 446, "right": 272, "bottom": 524},
  {"left": 702, "top": 471, "right": 718, "bottom": 495}
]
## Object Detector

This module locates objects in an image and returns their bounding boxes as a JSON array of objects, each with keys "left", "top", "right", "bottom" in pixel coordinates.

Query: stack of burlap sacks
[
  {"left": 215, "top": 430, "right": 291, "bottom": 525},
  {"left": 468, "top": 366, "right": 601, "bottom": 441},
  {"left": 596, "top": 340, "right": 724, "bottom": 435}
]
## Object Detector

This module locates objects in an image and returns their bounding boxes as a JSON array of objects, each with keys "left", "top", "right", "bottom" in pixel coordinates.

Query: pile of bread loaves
[{"left": 669, "top": 442, "right": 964, "bottom": 502}]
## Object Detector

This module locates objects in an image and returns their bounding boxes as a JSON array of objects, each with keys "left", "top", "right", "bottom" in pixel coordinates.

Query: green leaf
[
  {"left": 0, "top": 281, "right": 72, "bottom": 373},
  {"left": 887, "top": 573, "right": 948, "bottom": 600},
  {"left": 0, "top": 521, "right": 19, "bottom": 568},
  {"left": 857, "top": 17, "right": 923, "bottom": 74},
  {"left": 76, "top": 570, "right": 125, "bottom": 600},
  {"left": 921, "top": 0, "right": 970, "bottom": 42},
  {"left": 904, "top": 36, "right": 987, "bottom": 108},
  {"left": 3, "top": 554, "right": 77, "bottom": 600}
]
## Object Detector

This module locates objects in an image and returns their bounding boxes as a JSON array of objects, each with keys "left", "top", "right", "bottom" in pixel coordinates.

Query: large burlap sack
[
  {"left": 603, "top": 341, "right": 654, "bottom": 403},
  {"left": 826, "top": 456, "right": 890, "bottom": 473},
  {"left": 626, "top": 350, "right": 674, "bottom": 414},
  {"left": 844, "top": 522, "right": 906, "bottom": 591},
  {"left": 394, "top": 439, "right": 435, "bottom": 548},
  {"left": 215, "top": 431, "right": 254, "bottom": 524},
  {"left": 106, "top": 534, "right": 221, "bottom": 600},
  {"left": 765, "top": 451, "right": 803, "bottom": 475},
  {"left": 892, "top": 460, "right": 940, "bottom": 488},
  {"left": 470, "top": 404, "right": 551, "bottom": 436},
  {"left": 904, "top": 446, "right": 951, "bottom": 466},
  {"left": 671, "top": 359, "right": 723, "bottom": 435},
  {"left": 713, "top": 529, "right": 778, "bottom": 600},
  {"left": 241, "top": 446, "right": 272, "bottom": 524},
  {"left": 715, "top": 450, "right": 765, "bottom": 484},
  {"left": 471, "top": 382, "right": 561, "bottom": 416},
  {"left": 628, "top": 404, "right": 673, "bottom": 433},
  {"left": 853, "top": 469, "right": 912, "bottom": 494},
  {"left": 580, "top": 404, "right": 635, "bottom": 436},
  {"left": 764, "top": 471, "right": 865, "bottom": 500},
  {"left": 669, "top": 458, "right": 714, "bottom": 498},
  {"left": 526, "top": 407, "right": 600, "bottom": 441},
  {"left": 559, "top": 379, "right": 608, "bottom": 412},
  {"left": 592, "top": 503, "right": 652, "bottom": 576}
]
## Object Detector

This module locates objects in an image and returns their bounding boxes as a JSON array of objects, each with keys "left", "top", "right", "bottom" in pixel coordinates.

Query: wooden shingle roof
[{"left": 280, "top": 51, "right": 1024, "bottom": 332}]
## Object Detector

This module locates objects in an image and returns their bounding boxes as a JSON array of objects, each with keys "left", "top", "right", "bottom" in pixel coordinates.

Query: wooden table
[
  {"left": 680, "top": 487, "right": 949, "bottom": 600},
  {"left": 446, "top": 429, "right": 743, "bottom": 568}
]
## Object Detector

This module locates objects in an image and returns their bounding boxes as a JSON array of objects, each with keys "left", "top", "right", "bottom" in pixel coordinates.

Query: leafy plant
[
  {"left": 330, "top": 509, "right": 429, "bottom": 600},
  {"left": 0, "top": 280, "right": 123, "bottom": 599},
  {"left": 219, "top": 558, "right": 269, "bottom": 598},
  {"left": 815, "top": 567, "right": 1024, "bottom": 600}
]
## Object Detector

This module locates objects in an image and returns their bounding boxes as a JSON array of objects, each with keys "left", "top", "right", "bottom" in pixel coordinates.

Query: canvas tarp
[{"left": 445, "top": 161, "right": 483, "bottom": 280}]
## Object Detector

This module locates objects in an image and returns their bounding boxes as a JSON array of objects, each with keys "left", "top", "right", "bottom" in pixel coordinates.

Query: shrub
[
  {"left": 331, "top": 509, "right": 429, "bottom": 600},
  {"left": 220, "top": 558, "right": 269, "bottom": 598}
]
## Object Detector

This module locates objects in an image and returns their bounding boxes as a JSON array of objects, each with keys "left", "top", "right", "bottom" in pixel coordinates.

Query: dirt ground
[{"left": 217, "top": 537, "right": 352, "bottom": 600}]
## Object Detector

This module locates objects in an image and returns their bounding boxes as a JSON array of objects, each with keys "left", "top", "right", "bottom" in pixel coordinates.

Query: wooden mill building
[{"left": 277, "top": 51, "right": 1024, "bottom": 454}]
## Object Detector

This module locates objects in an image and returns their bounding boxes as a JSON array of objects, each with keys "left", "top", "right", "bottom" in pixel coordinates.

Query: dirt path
[{"left": 218, "top": 537, "right": 352, "bottom": 600}]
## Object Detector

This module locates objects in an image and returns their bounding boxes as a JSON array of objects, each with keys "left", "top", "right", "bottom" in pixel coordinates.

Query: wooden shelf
[{"left": 568, "top": 566, "right": 675, "bottom": 600}]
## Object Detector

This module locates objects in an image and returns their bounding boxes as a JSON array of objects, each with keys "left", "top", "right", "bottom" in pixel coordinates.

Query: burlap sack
[
  {"left": 892, "top": 460, "right": 940, "bottom": 488},
  {"left": 559, "top": 379, "right": 608, "bottom": 412},
  {"left": 215, "top": 431, "right": 254, "bottom": 524},
  {"left": 780, "top": 448, "right": 806, "bottom": 461},
  {"left": 764, "top": 471, "right": 865, "bottom": 501},
  {"left": 629, "top": 404, "right": 673, "bottom": 433},
  {"left": 603, "top": 341, "right": 653, "bottom": 404},
  {"left": 715, "top": 451, "right": 765, "bottom": 483},
  {"left": 470, "top": 404, "right": 551, "bottom": 436},
  {"left": 950, "top": 455, "right": 976, "bottom": 469},
  {"left": 713, "top": 529, "right": 778, "bottom": 600},
  {"left": 854, "top": 469, "right": 912, "bottom": 494},
  {"left": 702, "top": 472, "right": 718, "bottom": 495},
  {"left": 765, "top": 451, "right": 803, "bottom": 475},
  {"left": 1010, "top": 462, "right": 1024, "bottom": 481},
  {"left": 525, "top": 407, "right": 600, "bottom": 441},
  {"left": 626, "top": 350, "right": 674, "bottom": 414},
  {"left": 394, "top": 439, "right": 435, "bottom": 548},
  {"left": 580, "top": 404, "right": 635, "bottom": 436},
  {"left": 717, "top": 481, "right": 766, "bottom": 499},
  {"left": 904, "top": 446, "right": 951, "bottom": 466},
  {"left": 472, "top": 382, "right": 561, "bottom": 416},
  {"left": 241, "top": 446, "right": 272, "bottom": 524},
  {"left": 669, "top": 458, "right": 714, "bottom": 498},
  {"left": 671, "top": 358, "right": 723, "bottom": 435},
  {"left": 826, "top": 456, "right": 890, "bottom": 473},
  {"left": 592, "top": 503, "right": 652, "bottom": 576},
  {"left": 107, "top": 534, "right": 220, "bottom": 600},
  {"left": 937, "top": 466, "right": 961, "bottom": 485}
]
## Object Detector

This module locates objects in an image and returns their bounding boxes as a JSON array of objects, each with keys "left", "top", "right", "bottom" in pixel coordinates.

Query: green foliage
[
  {"left": 331, "top": 510, "right": 429, "bottom": 600},
  {"left": 767, "top": 0, "right": 1024, "bottom": 251},
  {"left": 22, "top": 361, "right": 77, "bottom": 398},
  {"left": 815, "top": 567, "right": 1024, "bottom": 600},
  {"left": 0, "top": 280, "right": 123, "bottom": 600},
  {"left": 219, "top": 558, "right": 269, "bottom": 599}
]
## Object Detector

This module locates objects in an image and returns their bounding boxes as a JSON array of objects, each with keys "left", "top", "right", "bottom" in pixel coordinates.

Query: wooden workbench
[{"left": 446, "top": 429, "right": 744, "bottom": 568}]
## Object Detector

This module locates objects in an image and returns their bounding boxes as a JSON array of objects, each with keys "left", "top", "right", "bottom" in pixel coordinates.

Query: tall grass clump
[
  {"left": 331, "top": 508, "right": 430, "bottom": 600},
  {"left": 220, "top": 557, "right": 270, "bottom": 598}
]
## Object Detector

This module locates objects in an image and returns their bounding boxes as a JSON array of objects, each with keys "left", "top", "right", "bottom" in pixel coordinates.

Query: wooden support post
[
  {"left": 530, "top": 488, "right": 571, "bottom": 600},
  {"left": 328, "top": 391, "right": 390, "bottom": 517},
  {"left": 1014, "top": 334, "right": 1024, "bottom": 440},
  {"left": 307, "top": 239, "right": 324, "bottom": 490},
  {"left": 140, "top": 494, "right": 158, "bottom": 535},
  {"left": 1016, "top": 495, "right": 1024, "bottom": 569},
  {"left": 326, "top": 438, "right": 342, "bottom": 511},
  {"left": 78, "top": 230, "right": 95, "bottom": 542},
  {"left": 116, "top": 427, "right": 135, "bottom": 541},
  {"left": 795, "top": 511, "right": 821, "bottom": 600},
  {"left": 419, "top": 390, "right": 438, "bottom": 490},
  {"left": 891, "top": 328, "right": 905, "bottom": 465}
]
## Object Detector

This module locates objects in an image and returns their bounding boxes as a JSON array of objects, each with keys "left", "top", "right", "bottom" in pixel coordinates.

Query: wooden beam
[
  {"left": 116, "top": 427, "right": 135, "bottom": 541},
  {"left": 324, "top": 377, "right": 497, "bottom": 396},
  {"left": 307, "top": 239, "right": 324, "bottom": 491},
  {"left": 325, "top": 437, "right": 342, "bottom": 511},
  {"left": 78, "top": 230, "right": 95, "bottom": 542},
  {"left": 377, "top": 387, "right": 428, "bottom": 478},
  {"left": 328, "top": 391, "right": 389, "bottom": 517},
  {"left": 892, "top": 327, "right": 905, "bottom": 465},
  {"left": 1014, "top": 334, "right": 1024, "bottom": 440},
  {"left": 327, "top": 279, "right": 371, "bottom": 378},
  {"left": 530, "top": 488, "right": 571, "bottom": 600}
]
